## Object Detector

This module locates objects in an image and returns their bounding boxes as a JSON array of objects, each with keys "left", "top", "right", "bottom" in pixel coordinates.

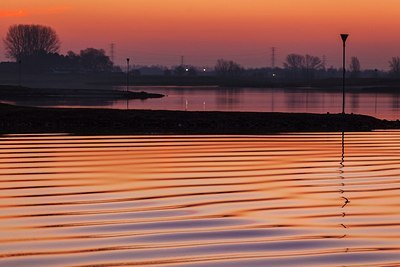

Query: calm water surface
[
  {"left": 1, "top": 132, "right": 400, "bottom": 266},
  {"left": 4, "top": 86, "right": 400, "bottom": 120}
]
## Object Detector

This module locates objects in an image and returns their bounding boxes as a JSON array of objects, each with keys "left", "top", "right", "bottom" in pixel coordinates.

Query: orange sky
[{"left": 1, "top": 0, "right": 400, "bottom": 69}]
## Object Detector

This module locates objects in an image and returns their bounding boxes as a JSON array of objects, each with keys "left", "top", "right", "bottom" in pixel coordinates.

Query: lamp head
[{"left": 340, "top": 34, "right": 349, "bottom": 43}]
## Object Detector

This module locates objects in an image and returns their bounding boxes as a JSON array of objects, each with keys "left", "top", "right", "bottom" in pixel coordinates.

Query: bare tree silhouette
[
  {"left": 304, "top": 55, "right": 322, "bottom": 71},
  {"left": 389, "top": 57, "right": 400, "bottom": 77},
  {"left": 349, "top": 57, "right": 361, "bottom": 78},
  {"left": 215, "top": 59, "right": 243, "bottom": 77},
  {"left": 284, "top": 54, "right": 322, "bottom": 80},
  {"left": 4, "top": 24, "right": 60, "bottom": 60},
  {"left": 283, "top": 54, "right": 304, "bottom": 70}
]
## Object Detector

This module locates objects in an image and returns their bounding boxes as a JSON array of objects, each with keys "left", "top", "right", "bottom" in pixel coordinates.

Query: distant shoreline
[
  {"left": 1, "top": 102, "right": 399, "bottom": 135},
  {"left": 3, "top": 72, "right": 400, "bottom": 91}
]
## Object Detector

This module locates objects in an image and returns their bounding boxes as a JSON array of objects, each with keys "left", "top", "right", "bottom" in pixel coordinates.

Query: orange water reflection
[{"left": 0, "top": 133, "right": 400, "bottom": 266}]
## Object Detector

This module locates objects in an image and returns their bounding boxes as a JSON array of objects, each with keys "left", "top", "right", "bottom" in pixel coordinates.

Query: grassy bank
[{"left": 0, "top": 103, "right": 398, "bottom": 135}]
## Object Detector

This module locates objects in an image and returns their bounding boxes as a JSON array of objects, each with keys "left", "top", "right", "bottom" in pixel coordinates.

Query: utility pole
[
  {"left": 126, "top": 58, "right": 130, "bottom": 93},
  {"left": 340, "top": 34, "right": 349, "bottom": 115},
  {"left": 110, "top": 43, "right": 115, "bottom": 63},
  {"left": 181, "top": 55, "right": 184, "bottom": 66},
  {"left": 271, "top": 47, "right": 276, "bottom": 69}
]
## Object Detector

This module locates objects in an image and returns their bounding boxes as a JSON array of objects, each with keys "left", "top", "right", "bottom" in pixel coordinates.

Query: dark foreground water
[{"left": 1, "top": 132, "right": 400, "bottom": 266}]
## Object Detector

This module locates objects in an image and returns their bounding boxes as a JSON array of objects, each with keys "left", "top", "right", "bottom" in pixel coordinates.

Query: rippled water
[{"left": 1, "top": 133, "right": 400, "bottom": 266}]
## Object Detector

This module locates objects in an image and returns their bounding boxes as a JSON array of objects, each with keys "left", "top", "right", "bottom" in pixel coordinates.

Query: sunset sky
[{"left": 1, "top": 0, "right": 400, "bottom": 69}]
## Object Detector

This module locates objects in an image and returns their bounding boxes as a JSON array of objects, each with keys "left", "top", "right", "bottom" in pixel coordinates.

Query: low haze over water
[{"left": 1, "top": 132, "right": 400, "bottom": 266}]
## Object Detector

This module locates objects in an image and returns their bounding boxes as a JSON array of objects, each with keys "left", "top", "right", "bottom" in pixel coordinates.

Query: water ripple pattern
[{"left": 0, "top": 132, "right": 400, "bottom": 266}]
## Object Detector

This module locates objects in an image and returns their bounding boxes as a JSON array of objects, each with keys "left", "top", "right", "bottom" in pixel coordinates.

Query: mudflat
[
  {"left": 0, "top": 85, "right": 164, "bottom": 100},
  {"left": 0, "top": 102, "right": 398, "bottom": 134}
]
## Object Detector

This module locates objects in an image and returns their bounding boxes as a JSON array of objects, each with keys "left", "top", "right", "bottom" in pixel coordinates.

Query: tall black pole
[
  {"left": 126, "top": 58, "right": 130, "bottom": 93},
  {"left": 340, "top": 34, "right": 349, "bottom": 114}
]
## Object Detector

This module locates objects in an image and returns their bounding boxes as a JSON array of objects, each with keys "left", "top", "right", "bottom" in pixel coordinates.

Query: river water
[
  {"left": 3, "top": 86, "right": 400, "bottom": 120},
  {"left": 1, "top": 132, "right": 400, "bottom": 266}
]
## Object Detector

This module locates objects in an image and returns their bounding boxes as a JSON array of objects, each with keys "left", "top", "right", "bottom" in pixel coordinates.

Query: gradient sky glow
[{"left": 1, "top": 0, "right": 400, "bottom": 69}]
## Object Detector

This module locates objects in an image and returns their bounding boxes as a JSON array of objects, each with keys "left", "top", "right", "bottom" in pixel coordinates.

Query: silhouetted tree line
[
  {"left": 3, "top": 24, "right": 118, "bottom": 73},
  {"left": 66, "top": 48, "right": 117, "bottom": 73},
  {"left": 11, "top": 48, "right": 118, "bottom": 74},
  {"left": 2, "top": 24, "right": 400, "bottom": 80},
  {"left": 283, "top": 54, "right": 323, "bottom": 81}
]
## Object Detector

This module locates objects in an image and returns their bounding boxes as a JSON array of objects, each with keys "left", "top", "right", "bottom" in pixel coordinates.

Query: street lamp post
[
  {"left": 126, "top": 58, "right": 130, "bottom": 93},
  {"left": 340, "top": 34, "right": 349, "bottom": 114}
]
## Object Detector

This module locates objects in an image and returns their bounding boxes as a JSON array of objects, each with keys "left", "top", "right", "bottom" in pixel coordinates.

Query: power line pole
[
  {"left": 180, "top": 55, "right": 184, "bottom": 66},
  {"left": 271, "top": 47, "right": 276, "bottom": 68},
  {"left": 110, "top": 43, "right": 115, "bottom": 63},
  {"left": 126, "top": 58, "right": 130, "bottom": 93}
]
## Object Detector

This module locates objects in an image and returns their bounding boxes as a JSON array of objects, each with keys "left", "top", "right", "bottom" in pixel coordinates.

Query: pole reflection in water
[
  {"left": 0, "top": 133, "right": 400, "bottom": 266},
  {"left": 339, "top": 131, "right": 349, "bottom": 242}
]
